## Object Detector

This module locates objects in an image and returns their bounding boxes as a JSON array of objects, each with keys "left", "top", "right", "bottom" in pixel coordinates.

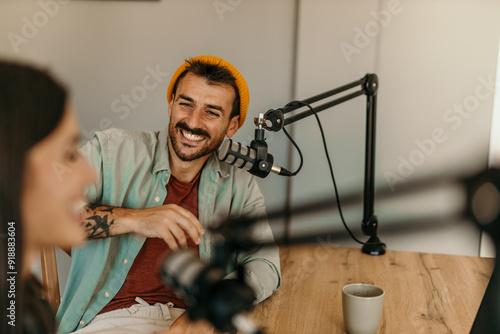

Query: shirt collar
[
  {"left": 205, "top": 150, "right": 230, "bottom": 178},
  {"left": 152, "top": 127, "right": 171, "bottom": 174}
]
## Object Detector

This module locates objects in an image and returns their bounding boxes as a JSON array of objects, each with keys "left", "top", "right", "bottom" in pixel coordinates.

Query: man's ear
[
  {"left": 168, "top": 94, "right": 174, "bottom": 117},
  {"left": 226, "top": 115, "right": 240, "bottom": 138}
]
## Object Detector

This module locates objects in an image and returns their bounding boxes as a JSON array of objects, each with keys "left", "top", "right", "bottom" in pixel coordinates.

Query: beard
[{"left": 169, "top": 120, "right": 225, "bottom": 162}]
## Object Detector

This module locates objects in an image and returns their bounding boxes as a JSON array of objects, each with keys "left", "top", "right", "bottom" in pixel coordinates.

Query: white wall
[
  {"left": 484, "top": 30, "right": 500, "bottom": 257},
  {"left": 375, "top": 0, "right": 499, "bottom": 256},
  {"left": 1, "top": 0, "right": 499, "bottom": 295},
  {"left": 289, "top": 0, "right": 500, "bottom": 256}
]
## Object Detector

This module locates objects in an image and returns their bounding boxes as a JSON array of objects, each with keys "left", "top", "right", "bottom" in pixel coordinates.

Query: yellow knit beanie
[{"left": 166, "top": 55, "right": 249, "bottom": 128}]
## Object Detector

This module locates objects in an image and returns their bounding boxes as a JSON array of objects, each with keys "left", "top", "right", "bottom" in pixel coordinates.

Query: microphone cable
[
  {"left": 283, "top": 100, "right": 382, "bottom": 247},
  {"left": 282, "top": 126, "right": 303, "bottom": 176}
]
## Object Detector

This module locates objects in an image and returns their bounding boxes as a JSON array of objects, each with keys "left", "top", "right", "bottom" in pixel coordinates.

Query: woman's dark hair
[{"left": 0, "top": 61, "right": 67, "bottom": 334}]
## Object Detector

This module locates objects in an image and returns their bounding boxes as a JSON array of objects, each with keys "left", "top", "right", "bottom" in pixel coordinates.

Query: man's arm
[
  {"left": 236, "top": 175, "right": 281, "bottom": 304},
  {"left": 82, "top": 204, "right": 119, "bottom": 238},
  {"left": 81, "top": 203, "right": 205, "bottom": 251}
]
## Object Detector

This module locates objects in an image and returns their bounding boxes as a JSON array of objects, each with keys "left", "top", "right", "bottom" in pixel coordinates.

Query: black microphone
[
  {"left": 218, "top": 139, "right": 292, "bottom": 178},
  {"left": 160, "top": 250, "right": 264, "bottom": 334}
]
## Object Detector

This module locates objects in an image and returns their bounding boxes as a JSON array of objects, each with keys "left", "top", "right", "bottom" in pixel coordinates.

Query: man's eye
[
  {"left": 180, "top": 102, "right": 191, "bottom": 107},
  {"left": 207, "top": 110, "right": 220, "bottom": 117}
]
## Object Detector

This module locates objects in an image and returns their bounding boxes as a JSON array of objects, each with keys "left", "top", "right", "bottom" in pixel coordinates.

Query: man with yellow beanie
[{"left": 57, "top": 56, "right": 281, "bottom": 334}]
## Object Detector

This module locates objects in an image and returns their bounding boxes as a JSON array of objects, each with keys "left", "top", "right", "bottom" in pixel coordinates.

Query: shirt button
[
  {"left": 154, "top": 196, "right": 161, "bottom": 202},
  {"left": 80, "top": 320, "right": 85, "bottom": 326},
  {"left": 123, "top": 259, "right": 129, "bottom": 264},
  {"left": 104, "top": 292, "right": 110, "bottom": 297}
]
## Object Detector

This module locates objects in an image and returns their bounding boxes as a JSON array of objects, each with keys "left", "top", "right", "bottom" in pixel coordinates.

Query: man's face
[{"left": 168, "top": 72, "right": 239, "bottom": 162}]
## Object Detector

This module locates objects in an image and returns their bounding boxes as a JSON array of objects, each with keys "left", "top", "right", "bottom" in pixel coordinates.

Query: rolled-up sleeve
[{"left": 80, "top": 134, "right": 106, "bottom": 203}]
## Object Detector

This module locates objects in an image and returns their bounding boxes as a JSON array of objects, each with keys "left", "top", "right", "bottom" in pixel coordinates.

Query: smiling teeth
[{"left": 182, "top": 130, "right": 204, "bottom": 142}]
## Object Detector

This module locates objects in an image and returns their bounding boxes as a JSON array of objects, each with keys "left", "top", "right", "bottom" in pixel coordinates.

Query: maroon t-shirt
[{"left": 98, "top": 173, "right": 201, "bottom": 314}]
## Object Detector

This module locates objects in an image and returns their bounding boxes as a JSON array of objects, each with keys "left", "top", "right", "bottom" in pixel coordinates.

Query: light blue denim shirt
[{"left": 56, "top": 127, "right": 281, "bottom": 333}]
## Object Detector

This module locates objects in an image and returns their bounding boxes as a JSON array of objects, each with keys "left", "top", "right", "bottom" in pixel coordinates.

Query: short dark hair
[{"left": 171, "top": 59, "right": 240, "bottom": 119}]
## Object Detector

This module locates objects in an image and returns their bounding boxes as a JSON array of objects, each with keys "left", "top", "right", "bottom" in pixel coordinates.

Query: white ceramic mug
[{"left": 342, "top": 283, "right": 385, "bottom": 334}]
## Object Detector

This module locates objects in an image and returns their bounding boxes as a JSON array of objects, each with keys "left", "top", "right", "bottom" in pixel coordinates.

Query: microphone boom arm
[{"left": 261, "top": 74, "right": 383, "bottom": 255}]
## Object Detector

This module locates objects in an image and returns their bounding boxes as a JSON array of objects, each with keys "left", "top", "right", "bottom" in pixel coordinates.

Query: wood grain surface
[{"left": 248, "top": 246, "right": 494, "bottom": 334}]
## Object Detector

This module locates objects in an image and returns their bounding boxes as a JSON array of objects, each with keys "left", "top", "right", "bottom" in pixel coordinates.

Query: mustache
[{"left": 176, "top": 121, "right": 210, "bottom": 139}]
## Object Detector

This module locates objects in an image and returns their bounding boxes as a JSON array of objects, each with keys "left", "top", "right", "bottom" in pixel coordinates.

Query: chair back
[{"left": 40, "top": 247, "right": 60, "bottom": 311}]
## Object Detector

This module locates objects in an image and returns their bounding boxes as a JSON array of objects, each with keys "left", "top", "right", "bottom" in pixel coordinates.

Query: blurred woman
[{"left": 0, "top": 61, "right": 95, "bottom": 333}]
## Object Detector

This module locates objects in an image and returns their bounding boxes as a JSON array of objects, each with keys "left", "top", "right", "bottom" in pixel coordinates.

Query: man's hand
[
  {"left": 124, "top": 204, "right": 205, "bottom": 250},
  {"left": 82, "top": 204, "right": 205, "bottom": 250},
  {"left": 164, "top": 313, "right": 228, "bottom": 334}
]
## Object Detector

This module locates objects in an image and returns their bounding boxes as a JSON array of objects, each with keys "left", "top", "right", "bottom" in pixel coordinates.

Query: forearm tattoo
[{"left": 83, "top": 205, "right": 115, "bottom": 239}]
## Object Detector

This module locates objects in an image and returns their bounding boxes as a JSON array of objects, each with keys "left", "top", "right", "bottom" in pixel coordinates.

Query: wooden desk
[{"left": 249, "top": 246, "right": 494, "bottom": 334}]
